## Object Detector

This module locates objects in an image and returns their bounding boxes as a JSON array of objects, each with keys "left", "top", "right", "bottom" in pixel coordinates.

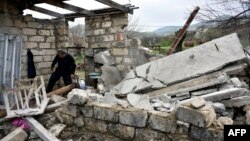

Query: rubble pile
[{"left": 1, "top": 33, "right": 250, "bottom": 141}]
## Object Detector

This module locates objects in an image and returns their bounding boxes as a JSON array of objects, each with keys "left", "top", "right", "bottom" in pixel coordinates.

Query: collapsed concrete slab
[
  {"left": 100, "top": 65, "right": 122, "bottom": 91},
  {"left": 111, "top": 33, "right": 246, "bottom": 96}
]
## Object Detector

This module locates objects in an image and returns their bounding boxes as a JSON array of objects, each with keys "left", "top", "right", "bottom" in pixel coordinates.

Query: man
[{"left": 46, "top": 49, "right": 76, "bottom": 93}]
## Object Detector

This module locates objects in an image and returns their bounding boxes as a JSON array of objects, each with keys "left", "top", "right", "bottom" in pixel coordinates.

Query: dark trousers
[{"left": 46, "top": 71, "right": 72, "bottom": 93}]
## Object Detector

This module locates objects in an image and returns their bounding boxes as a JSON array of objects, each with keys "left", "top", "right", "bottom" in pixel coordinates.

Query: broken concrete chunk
[
  {"left": 230, "top": 77, "right": 243, "bottom": 88},
  {"left": 61, "top": 103, "right": 77, "bottom": 117},
  {"left": 48, "top": 123, "right": 66, "bottom": 137},
  {"left": 214, "top": 117, "right": 233, "bottom": 130},
  {"left": 127, "top": 94, "right": 153, "bottom": 111},
  {"left": 212, "top": 102, "right": 226, "bottom": 113},
  {"left": 176, "top": 102, "right": 216, "bottom": 128},
  {"left": 74, "top": 117, "right": 84, "bottom": 127},
  {"left": 50, "top": 95, "right": 67, "bottom": 103},
  {"left": 117, "top": 99, "right": 130, "bottom": 108},
  {"left": 1, "top": 127, "right": 28, "bottom": 141},
  {"left": 55, "top": 109, "right": 74, "bottom": 125},
  {"left": 100, "top": 92, "right": 118, "bottom": 105},
  {"left": 67, "top": 89, "right": 89, "bottom": 105},
  {"left": 190, "top": 97, "right": 205, "bottom": 109},
  {"left": 94, "top": 50, "right": 115, "bottom": 65},
  {"left": 101, "top": 65, "right": 122, "bottom": 90}
]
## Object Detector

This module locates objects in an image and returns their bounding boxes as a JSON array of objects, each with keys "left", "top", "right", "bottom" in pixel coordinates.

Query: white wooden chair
[{"left": 3, "top": 76, "right": 49, "bottom": 118}]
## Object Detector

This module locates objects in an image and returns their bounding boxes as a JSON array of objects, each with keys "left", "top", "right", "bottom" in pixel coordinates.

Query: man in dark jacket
[{"left": 46, "top": 49, "right": 76, "bottom": 93}]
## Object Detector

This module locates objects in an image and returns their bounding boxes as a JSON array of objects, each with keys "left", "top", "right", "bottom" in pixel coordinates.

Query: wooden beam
[
  {"left": 95, "top": 0, "right": 131, "bottom": 13},
  {"left": 29, "top": 6, "right": 64, "bottom": 18},
  {"left": 43, "top": 0, "right": 94, "bottom": 16},
  {"left": 25, "top": 117, "right": 60, "bottom": 141}
]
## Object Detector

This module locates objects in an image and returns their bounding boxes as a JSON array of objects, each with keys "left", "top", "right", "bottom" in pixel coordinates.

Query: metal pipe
[
  {"left": 11, "top": 37, "right": 16, "bottom": 88},
  {"left": 2, "top": 35, "right": 8, "bottom": 84},
  {"left": 167, "top": 6, "right": 200, "bottom": 55}
]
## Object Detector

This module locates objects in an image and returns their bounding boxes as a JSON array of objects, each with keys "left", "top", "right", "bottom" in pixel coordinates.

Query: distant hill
[{"left": 152, "top": 22, "right": 214, "bottom": 36}]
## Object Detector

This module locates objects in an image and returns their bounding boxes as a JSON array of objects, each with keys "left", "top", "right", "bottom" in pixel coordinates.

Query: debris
[
  {"left": 0, "top": 127, "right": 28, "bottom": 141},
  {"left": 190, "top": 97, "right": 206, "bottom": 109},
  {"left": 176, "top": 102, "right": 216, "bottom": 128},
  {"left": 60, "top": 103, "right": 77, "bottom": 117},
  {"left": 127, "top": 94, "right": 153, "bottom": 111},
  {"left": 74, "top": 117, "right": 84, "bottom": 127},
  {"left": 45, "top": 100, "right": 68, "bottom": 113},
  {"left": 212, "top": 102, "right": 226, "bottom": 113},
  {"left": 94, "top": 50, "right": 116, "bottom": 65},
  {"left": 50, "top": 95, "right": 67, "bottom": 103},
  {"left": 214, "top": 117, "right": 233, "bottom": 129},
  {"left": 67, "top": 89, "right": 89, "bottom": 105},
  {"left": 230, "top": 77, "right": 243, "bottom": 88},
  {"left": 112, "top": 33, "right": 246, "bottom": 96},
  {"left": 47, "top": 84, "right": 75, "bottom": 97},
  {"left": 100, "top": 65, "right": 122, "bottom": 91},
  {"left": 25, "top": 117, "right": 60, "bottom": 141},
  {"left": 11, "top": 118, "right": 30, "bottom": 130},
  {"left": 48, "top": 123, "right": 66, "bottom": 137}
]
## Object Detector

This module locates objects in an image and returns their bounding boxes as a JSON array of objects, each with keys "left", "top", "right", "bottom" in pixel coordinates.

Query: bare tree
[
  {"left": 197, "top": 0, "right": 250, "bottom": 26},
  {"left": 125, "top": 15, "right": 143, "bottom": 38},
  {"left": 69, "top": 24, "right": 85, "bottom": 46}
]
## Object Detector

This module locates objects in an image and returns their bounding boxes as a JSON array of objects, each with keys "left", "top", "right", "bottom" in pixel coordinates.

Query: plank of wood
[
  {"left": 45, "top": 100, "right": 68, "bottom": 113},
  {"left": 95, "top": 0, "right": 131, "bottom": 13},
  {"left": 25, "top": 117, "right": 60, "bottom": 141},
  {"left": 47, "top": 84, "right": 75, "bottom": 97},
  {"left": 29, "top": 6, "right": 64, "bottom": 18}
]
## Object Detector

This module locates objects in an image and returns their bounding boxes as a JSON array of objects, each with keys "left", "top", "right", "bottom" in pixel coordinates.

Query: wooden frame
[{"left": 3, "top": 76, "right": 49, "bottom": 118}]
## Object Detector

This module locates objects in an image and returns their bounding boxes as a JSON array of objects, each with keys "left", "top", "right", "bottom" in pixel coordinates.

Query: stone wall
[
  {"left": 0, "top": 13, "right": 69, "bottom": 83},
  {"left": 85, "top": 13, "right": 130, "bottom": 80},
  {"left": 53, "top": 98, "right": 223, "bottom": 141}
]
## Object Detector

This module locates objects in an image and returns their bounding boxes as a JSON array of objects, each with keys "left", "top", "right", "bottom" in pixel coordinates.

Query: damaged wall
[
  {"left": 85, "top": 13, "right": 149, "bottom": 87},
  {"left": 0, "top": 2, "right": 69, "bottom": 84}
]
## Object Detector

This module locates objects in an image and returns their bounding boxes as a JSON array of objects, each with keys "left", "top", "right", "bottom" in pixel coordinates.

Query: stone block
[
  {"left": 57, "top": 28, "right": 68, "bottom": 35},
  {"left": 25, "top": 42, "right": 37, "bottom": 49},
  {"left": 94, "top": 104, "right": 119, "bottom": 122},
  {"left": 14, "top": 20, "right": 27, "bottom": 28},
  {"left": 93, "top": 29, "right": 105, "bottom": 35},
  {"left": 44, "top": 24, "right": 54, "bottom": 30},
  {"left": 112, "top": 48, "right": 129, "bottom": 56},
  {"left": 176, "top": 102, "right": 216, "bottom": 128},
  {"left": 190, "top": 97, "right": 206, "bottom": 109},
  {"left": 102, "top": 21, "right": 112, "bottom": 27},
  {"left": 0, "top": 127, "right": 28, "bottom": 141},
  {"left": 30, "top": 49, "right": 45, "bottom": 56},
  {"left": 38, "top": 30, "right": 50, "bottom": 36},
  {"left": 39, "top": 43, "right": 50, "bottom": 48},
  {"left": 57, "top": 42, "right": 69, "bottom": 48},
  {"left": 55, "top": 109, "right": 74, "bottom": 125},
  {"left": 119, "top": 108, "right": 148, "bottom": 127},
  {"left": 108, "top": 124, "right": 135, "bottom": 140},
  {"left": 37, "top": 62, "right": 51, "bottom": 69},
  {"left": 44, "top": 49, "right": 57, "bottom": 55},
  {"left": 24, "top": 15, "right": 33, "bottom": 22},
  {"left": 58, "top": 36, "right": 68, "bottom": 41},
  {"left": 84, "top": 118, "right": 108, "bottom": 133},
  {"left": 148, "top": 111, "right": 177, "bottom": 133},
  {"left": 67, "top": 89, "right": 89, "bottom": 105},
  {"left": 135, "top": 128, "right": 169, "bottom": 141},
  {"left": 23, "top": 28, "right": 36, "bottom": 35},
  {"left": 22, "top": 36, "right": 28, "bottom": 42},
  {"left": 48, "top": 123, "right": 66, "bottom": 137},
  {"left": 46, "top": 36, "right": 55, "bottom": 43},
  {"left": 190, "top": 126, "right": 223, "bottom": 141},
  {"left": 61, "top": 103, "right": 77, "bottom": 117},
  {"left": 74, "top": 117, "right": 84, "bottom": 127},
  {"left": 43, "top": 56, "right": 53, "bottom": 61},
  {"left": 112, "top": 18, "right": 128, "bottom": 27},
  {"left": 29, "top": 36, "right": 45, "bottom": 42},
  {"left": 33, "top": 56, "right": 43, "bottom": 62},
  {"left": 80, "top": 105, "right": 94, "bottom": 118},
  {"left": 28, "top": 22, "right": 42, "bottom": 28}
]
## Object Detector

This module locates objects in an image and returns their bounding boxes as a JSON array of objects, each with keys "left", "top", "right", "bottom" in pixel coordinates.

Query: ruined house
[{"left": 1, "top": 1, "right": 250, "bottom": 141}]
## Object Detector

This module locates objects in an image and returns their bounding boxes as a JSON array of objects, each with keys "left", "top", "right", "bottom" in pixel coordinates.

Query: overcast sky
[{"left": 24, "top": 0, "right": 207, "bottom": 31}]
